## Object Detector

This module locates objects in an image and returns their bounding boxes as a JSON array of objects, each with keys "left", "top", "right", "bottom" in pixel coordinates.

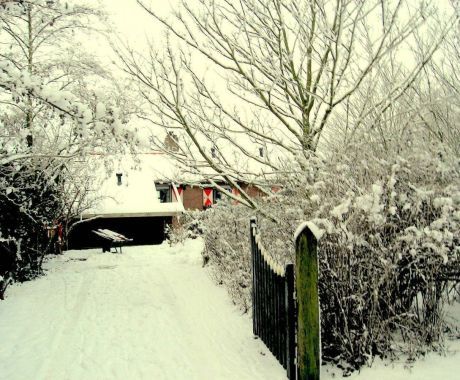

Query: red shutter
[{"left": 203, "top": 188, "right": 213, "bottom": 207}]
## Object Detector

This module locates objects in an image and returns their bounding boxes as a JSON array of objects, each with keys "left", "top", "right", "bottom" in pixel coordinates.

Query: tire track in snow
[
  {"left": 35, "top": 265, "right": 97, "bottom": 380},
  {"left": 0, "top": 244, "right": 287, "bottom": 380}
]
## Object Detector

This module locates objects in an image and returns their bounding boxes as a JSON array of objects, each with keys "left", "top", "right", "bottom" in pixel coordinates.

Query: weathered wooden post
[{"left": 295, "top": 222, "right": 321, "bottom": 380}]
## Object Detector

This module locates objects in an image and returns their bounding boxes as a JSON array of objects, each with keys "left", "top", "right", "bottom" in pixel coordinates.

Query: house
[
  {"left": 154, "top": 180, "right": 264, "bottom": 210},
  {"left": 68, "top": 153, "right": 184, "bottom": 249},
  {"left": 68, "top": 152, "right": 266, "bottom": 249}
]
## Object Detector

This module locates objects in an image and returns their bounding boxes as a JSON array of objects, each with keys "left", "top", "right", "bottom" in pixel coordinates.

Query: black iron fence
[{"left": 250, "top": 217, "right": 297, "bottom": 379}]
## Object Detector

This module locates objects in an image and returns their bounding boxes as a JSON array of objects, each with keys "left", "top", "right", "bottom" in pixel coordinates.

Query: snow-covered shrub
[
  {"left": 199, "top": 203, "right": 255, "bottom": 312},
  {"left": 0, "top": 160, "right": 62, "bottom": 295},
  {"left": 176, "top": 142, "right": 459, "bottom": 371},
  {"left": 262, "top": 145, "right": 459, "bottom": 370},
  {"left": 308, "top": 152, "right": 459, "bottom": 369},
  {"left": 165, "top": 211, "right": 204, "bottom": 246}
]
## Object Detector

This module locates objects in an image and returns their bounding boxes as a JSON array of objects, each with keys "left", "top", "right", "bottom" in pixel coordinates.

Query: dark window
[
  {"left": 214, "top": 185, "right": 232, "bottom": 202},
  {"left": 116, "top": 173, "right": 123, "bottom": 186},
  {"left": 156, "top": 184, "right": 171, "bottom": 203}
]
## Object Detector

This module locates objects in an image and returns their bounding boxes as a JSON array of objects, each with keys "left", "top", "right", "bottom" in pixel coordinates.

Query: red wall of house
[
  {"left": 240, "top": 184, "right": 264, "bottom": 198},
  {"left": 182, "top": 186, "right": 204, "bottom": 210},
  {"left": 180, "top": 184, "right": 264, "bottom": 210}
]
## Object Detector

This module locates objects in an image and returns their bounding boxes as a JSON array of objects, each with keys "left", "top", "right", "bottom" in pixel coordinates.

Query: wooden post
[{"left": 295, "top": 223, "right": 320, "bottom": 380}]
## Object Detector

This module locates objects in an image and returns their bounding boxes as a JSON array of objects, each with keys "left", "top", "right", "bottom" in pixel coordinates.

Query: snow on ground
[
  {"left": 333, "top": 301, "right": 460, "bottom": 380},
  {"left": 0, "top": 239, "right": 285, "bottom": 380},
  {"left": 1, "top": 239, "right": 459, "bottom": 380},
  {"left": 324, "top": 343, "right": 460, "bottom": 380}
]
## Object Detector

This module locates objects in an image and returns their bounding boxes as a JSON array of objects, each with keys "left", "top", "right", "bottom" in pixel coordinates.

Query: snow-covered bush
[
  {"left": 165, "top": 211, "right": 204, "bottom": 247},
  {"left": 308, "top": 150, "right": 459, "bottom": 369},
  {"left": 170, "top": 141, "right": 459, "bottom": 371},
  {"left": 0, "top": 159, "right": 62, "bottom": 295},
  {"left": 268, "top": 146, "right": 458, "bottom": 369},
  {"left": 0, "top": 1, "right": 136, "bottom": 298},
  {"left": 199, "top": 203, "right": 255, "bottom": 312}
]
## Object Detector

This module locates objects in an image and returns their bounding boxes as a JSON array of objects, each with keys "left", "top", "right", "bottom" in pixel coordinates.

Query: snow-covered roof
[
  {"left": 82, "top": 153, "right": 185, "bottom": 218},
  {"left": 81, "top": 149, "right": 278, "bottom": 219},
  {"left": 150, "top": 153, "right": 279, "bottom": 186}
]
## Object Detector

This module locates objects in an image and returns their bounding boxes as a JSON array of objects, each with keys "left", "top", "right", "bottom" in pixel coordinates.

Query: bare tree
[
  {"left": 117, "top": 0, "right": 455, "bottom": 213},
  {"left": 416, "top": 13, "right": 460, "bottom": 156}
]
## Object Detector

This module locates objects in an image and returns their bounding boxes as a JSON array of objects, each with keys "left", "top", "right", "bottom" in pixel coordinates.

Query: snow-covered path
[
  {"left": 2, "top": 239, "right": 459, "bottom": 380},
  {"left": 0, "top": 240, "right": 286, "bottom": 380}
]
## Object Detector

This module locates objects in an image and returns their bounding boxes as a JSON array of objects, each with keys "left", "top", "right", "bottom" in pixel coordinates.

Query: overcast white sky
[{"left": 99, "top": 0, "right": 174, "bottom": 44}]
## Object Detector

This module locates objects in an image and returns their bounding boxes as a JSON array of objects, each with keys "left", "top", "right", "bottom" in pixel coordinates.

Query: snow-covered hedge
[
  {"left": 304, "top": 149, "right": 459, "bottom": 370},
  {"left": 171, "top": 142, "right": 459, "bottom": 371}
]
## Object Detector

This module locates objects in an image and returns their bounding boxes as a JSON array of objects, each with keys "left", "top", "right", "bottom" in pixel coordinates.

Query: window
[
  {"left": 116, "top": 173, "right": 123, "bottom": 186},
  {"left": 214, "top": 185, "right": 232, "bottom": 202},
  {"left": 156, "top": 184, "right": 171, "bottom": 203}
]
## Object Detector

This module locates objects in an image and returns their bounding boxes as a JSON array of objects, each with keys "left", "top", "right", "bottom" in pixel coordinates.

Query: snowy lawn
[{"left": 0, "top": 239, "right": 459, "bottom": 380}]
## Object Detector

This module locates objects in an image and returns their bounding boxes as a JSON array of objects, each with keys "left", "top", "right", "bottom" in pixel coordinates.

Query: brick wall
[
  {"left": 180, "top": 184, "right": 263, "bottom": 210},
  {"left": 240, "top": 184, "right": 264, "bottom": 198},
  {"left": 182, "top": 186, "right": 204, "bottom": 210}
]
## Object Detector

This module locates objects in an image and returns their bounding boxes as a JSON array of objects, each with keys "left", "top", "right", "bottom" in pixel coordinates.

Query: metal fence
[{"left": 250, "top": 217, "right": 297, "bottom": 380}]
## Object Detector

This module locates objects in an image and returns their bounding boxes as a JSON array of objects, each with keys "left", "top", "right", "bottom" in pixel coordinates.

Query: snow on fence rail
[{"left": 250, "top": 217, "right": 296, "bottom": 379}]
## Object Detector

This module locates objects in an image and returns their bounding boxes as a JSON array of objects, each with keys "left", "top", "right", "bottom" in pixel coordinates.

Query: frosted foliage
[
  {"left": 170, "top": 142, "right": 459, "bottom": 372},
  {"left": 266, "top": 148, "right": 458, "bottom": 371},
  {"left": 0, "top": 0, "right": 134, "bottom": 297}
]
